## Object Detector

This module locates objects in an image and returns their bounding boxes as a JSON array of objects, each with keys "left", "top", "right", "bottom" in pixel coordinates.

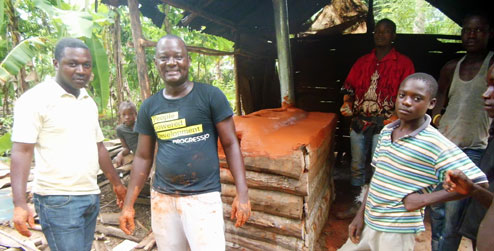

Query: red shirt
[{"left": 344, "top": 48, "right": 415, "bottom": 118}]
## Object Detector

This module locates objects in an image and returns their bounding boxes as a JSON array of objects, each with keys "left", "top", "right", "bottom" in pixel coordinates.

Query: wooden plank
[
  {"left": 304, "top": 164, "right": 330, "bottom": 216},
  {"left": 304, "top": 187, "right": 332, "bottom": 250},
  {"left": 221, "top": 184, "right": 303, "bottom": 220},
  {"left": 95, "top": 225, "right": 140, "bottom": 242},
  {"left": 224, "top": 220, "right": 304, "bottom": 250},
  {"left": 225, "top": 232, "right": 292, "bottom": 251},
  {"left": 220, "top": 168, "right": 307, "bottom": 196},
  {"left": 0, "top": 229, "right": 39, "bottom": 251},
  {"left": 223, "top": 203, "right": 304, "bottom": 239},
  {"left": 222, "top": 150, "right": 305, "bottom": 179}
]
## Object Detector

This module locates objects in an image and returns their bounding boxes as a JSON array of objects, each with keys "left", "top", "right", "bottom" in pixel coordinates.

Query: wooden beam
[
  {"left": 180, "top": 0, "right": 215, "bottom": 26},
  {"left": 161, "top": 0, "right": 237, "bottom": 32},
  {"left": 138, "top": 38, "right": 262, "bottom": 59}
]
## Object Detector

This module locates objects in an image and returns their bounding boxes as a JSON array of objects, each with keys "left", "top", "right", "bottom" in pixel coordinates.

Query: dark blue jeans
[
  {"left": 430, "top": 148, "right": 484, "bottom": 251},
  {"left": 34, "top": 194, "right": 100, "bottom": 251},
  {"left": 349, "top": 130, "right": 379, "bottom": 187}
]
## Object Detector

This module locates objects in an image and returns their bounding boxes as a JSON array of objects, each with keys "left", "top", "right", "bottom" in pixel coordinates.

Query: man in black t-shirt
[{"left": 119, "top": 35, "right": 251, "bottom": 250}]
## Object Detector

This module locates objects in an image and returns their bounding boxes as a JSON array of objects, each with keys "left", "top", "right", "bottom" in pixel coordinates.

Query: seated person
[
  {"left": 338, "top": 73, "right": 487, "bottom": 251},
  {"left": 114, "top": 101, "right": 138, "bottom": 167}
]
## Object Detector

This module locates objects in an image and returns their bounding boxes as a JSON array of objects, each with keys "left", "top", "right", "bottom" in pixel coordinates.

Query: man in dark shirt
[{"left": 119, "top": 35, "right": 250, "bottom": 250}]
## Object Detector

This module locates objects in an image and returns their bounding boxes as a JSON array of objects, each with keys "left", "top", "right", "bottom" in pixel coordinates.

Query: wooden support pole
[
  {"left": 128, "top": 0, "right": 151, "bottom": 100},
  {"left": 272, "top": 0, "right": 295, "bottom": 106},
  {"left": 112, "top": 8, "right": 124, "bottom": 105}
]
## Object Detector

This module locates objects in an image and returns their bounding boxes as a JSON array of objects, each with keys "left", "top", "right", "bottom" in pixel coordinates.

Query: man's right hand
[
  {"left": 348, "top": 212, "right": 364, "bottom": 244},
  {"left": 13, "top": 205, "right": 35, "bottom": 237},
  {"left": 119, "top": 207, "right": 136, "bottom": 235},
  {"left": 340, "top": 95, "right": 354, "bottom": 117}
]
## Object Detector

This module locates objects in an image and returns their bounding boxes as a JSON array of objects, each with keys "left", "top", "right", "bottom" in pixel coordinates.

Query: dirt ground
[{"left": 96, "top": 177, "right": 155, "bottom": 250}]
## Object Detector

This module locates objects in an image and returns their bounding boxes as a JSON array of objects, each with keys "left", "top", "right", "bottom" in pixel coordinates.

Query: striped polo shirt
[{"left": 364, "top": 115, "right": 487, "bottom": 233}]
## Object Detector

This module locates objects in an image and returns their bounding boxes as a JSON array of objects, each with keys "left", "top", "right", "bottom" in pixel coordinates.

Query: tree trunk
[
  {"left": 112, "top": 8, "right": 124, "bottom": 105},
  {"left": 128, "top": 0, "right": 151, "bottom": 100},
  {"left": 163, "top": 4, "right": 172, "bottom": 34},
  {"left": 413, "top": 0, "right": 425, "bottom": 33},
  {"left": 6, "top": 0, "right": 28, "bottom": 95}
]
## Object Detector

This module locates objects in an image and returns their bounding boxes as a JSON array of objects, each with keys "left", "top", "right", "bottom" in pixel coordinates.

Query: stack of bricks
[{"left": 219, "top": 107, "right": 337, "bottom": 251}]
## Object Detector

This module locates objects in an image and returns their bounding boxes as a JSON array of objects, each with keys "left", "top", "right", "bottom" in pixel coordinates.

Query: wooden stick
[
  {"left": 0, "top": 229, "right": 39, "bottom": 251},
  {"left": 135, "top": 232, "right": 154, "bottom": 249},
  {"left": 95, "top": 224, "right": 141, "bottom": 242}
]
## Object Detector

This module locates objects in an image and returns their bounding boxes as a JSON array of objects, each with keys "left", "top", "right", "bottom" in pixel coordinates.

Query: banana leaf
[
  {"left": 0, "top": 37, "right": 45, "bottom": 84},
  {"left": 85, "top": 35, "right": 109, "bottom": 113}
]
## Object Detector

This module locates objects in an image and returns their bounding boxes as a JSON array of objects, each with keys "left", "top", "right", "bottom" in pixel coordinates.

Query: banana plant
[
  {"left": 31, "top": 0, "right": 112, "bottom": 113},
  {"left": 0, "top": 37, "right": 46, "bottom": 85}
]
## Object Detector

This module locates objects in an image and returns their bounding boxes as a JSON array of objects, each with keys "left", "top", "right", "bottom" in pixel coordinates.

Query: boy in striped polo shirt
[{"left": 338, "top": 73, "right": 488, "bottom": 251}]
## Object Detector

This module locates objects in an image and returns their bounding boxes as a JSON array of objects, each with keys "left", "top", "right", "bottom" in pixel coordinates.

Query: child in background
[
  {"left": 114, "top": 101, "right": 138, "bottom": 167},
  {"left": 339, "top": 73, "right": 487, "bottom": 251}
]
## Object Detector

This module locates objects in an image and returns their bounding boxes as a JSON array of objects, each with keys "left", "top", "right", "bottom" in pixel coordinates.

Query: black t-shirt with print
[
  {"left": 116, "top": 124, "right": 138, "bottom": 153},
  {"left": 135, "top": 82, "right": 233, "bottom": 195}
]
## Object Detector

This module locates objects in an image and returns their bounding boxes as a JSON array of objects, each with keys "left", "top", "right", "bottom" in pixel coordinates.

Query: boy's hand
[
  {"left": 403, "top": 193, "right": 425, "bottom": 211},
  {"left": 230, "top": 196, "right": 251, "bottom": 227},
  {"left": 444, "top": 170, "right": 474, "bottom": 195},
  {"left": 348, "top": 213, "right": 364, "bottom": 244},
  {"left": 12, "top": 205, "right": 35, "bottom": 237},
  {"left": 113, "top": 152, "right": 124, "bottom": 167},
  {"left": 119, "top": 207, "right": 136, "bottom": 235},
  {"left": 113, "top": 184, "right": 127, "bottom": 209}
]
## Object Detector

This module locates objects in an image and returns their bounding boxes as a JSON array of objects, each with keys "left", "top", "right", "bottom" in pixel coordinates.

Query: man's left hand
[
  {"left": 231, "top": 196, "right": 251, "bottom": 227},
  {"left": 113, "top": 184, "right": 127, "bottom": 209},
  {"left": 444, "top": 170, "right": 474, "bottom": 195}
]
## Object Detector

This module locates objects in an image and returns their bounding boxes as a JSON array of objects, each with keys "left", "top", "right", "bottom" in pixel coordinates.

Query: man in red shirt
[{"left": 337, "top": 18, "right": 415, "bottom": 219}]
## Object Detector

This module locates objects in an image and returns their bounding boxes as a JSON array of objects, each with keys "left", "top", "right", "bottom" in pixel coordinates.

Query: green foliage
[
  {"left": 0, "top": 113, "right": 13, "bottom": 154},
  {"left": 85, "top": 35, "right": 110, "bottom": 113},
  {"left": 0, "top": 37, "right": 46, "bottom": 84},
  {"left": 0, "top": 132, "right": 12, "bottom": 155},
  {"left": 372, "top": 0, "right": 461, "bottom": 35}
]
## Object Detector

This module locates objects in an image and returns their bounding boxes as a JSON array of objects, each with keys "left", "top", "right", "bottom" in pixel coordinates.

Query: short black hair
[
  {"left": 54, "top": 38, "right": 89, "bottom": 61},
  {"left": 462, "top": 10, "right": 492, "bottom": 28},
  {"left": 118, "top": 101, "right": 137, "bottom": 114},
  {"left": 376, "top": 18, "right": 396, "bottom": 34},
  {"left": 402, "top": 73, "right": 438, "bottom": 99},
  {"left": 155, "top": 34, "right": 188, "bottom": 55}
]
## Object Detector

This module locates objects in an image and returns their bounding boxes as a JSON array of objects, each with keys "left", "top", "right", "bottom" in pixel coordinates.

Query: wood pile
[
  {"left": 219, "top": 108, "right": 337, "bottom": 251},
  {"left": 0, "top": 140, "right": 156, "bottom": 251}
]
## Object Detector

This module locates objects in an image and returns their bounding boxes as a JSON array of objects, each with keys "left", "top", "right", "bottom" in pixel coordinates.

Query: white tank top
[{"left": 438, "top": 51, "right": 493, "bottom": 149}]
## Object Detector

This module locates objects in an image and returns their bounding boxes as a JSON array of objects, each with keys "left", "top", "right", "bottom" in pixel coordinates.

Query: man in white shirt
[{"left": 10, "top": 38, "right": 126, "bottom": 251}]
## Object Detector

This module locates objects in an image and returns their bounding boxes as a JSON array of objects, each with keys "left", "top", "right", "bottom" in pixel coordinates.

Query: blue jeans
[
  {"left": 430, "top": 148, "right": 484, "bottom": 251},
  {"left": 34, "top": 194, "right": 100, "bottom": 251},
  {"left": 349, "top": 130, "right": 380, "bottom": 187}
]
